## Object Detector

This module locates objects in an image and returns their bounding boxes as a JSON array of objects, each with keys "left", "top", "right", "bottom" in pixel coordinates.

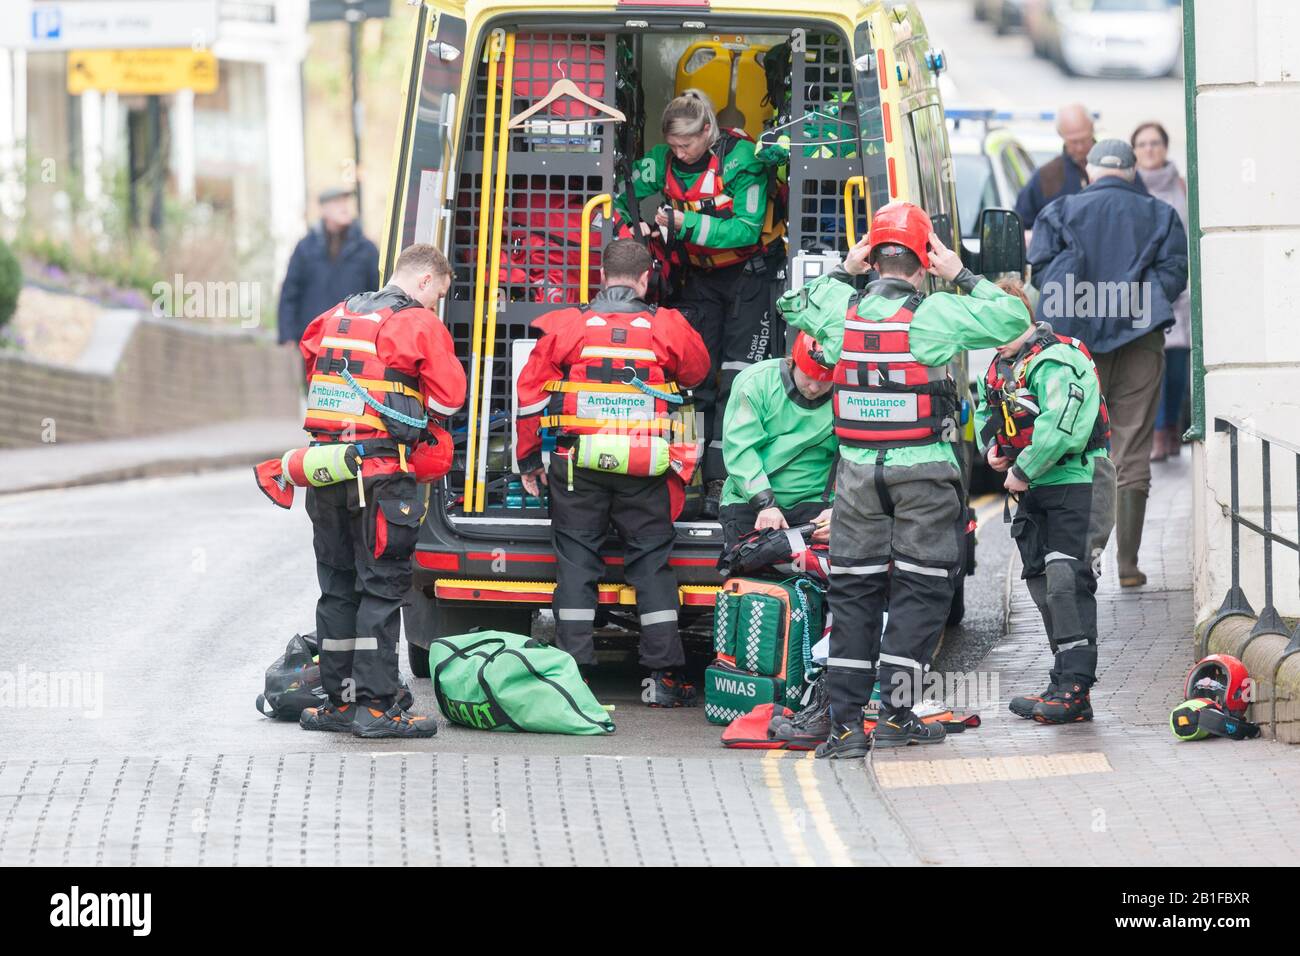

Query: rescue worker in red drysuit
[
  {"left": 516, "top": 240, "right": 711, "bottom": 706},
  {"left": 297, "top": 244, "right": 466, "bottom": 738}
]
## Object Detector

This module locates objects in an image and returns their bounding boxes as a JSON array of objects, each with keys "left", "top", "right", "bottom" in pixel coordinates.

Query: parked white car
[{"left": 1050, "top": 0, "right": 1182, "bottom": 78}]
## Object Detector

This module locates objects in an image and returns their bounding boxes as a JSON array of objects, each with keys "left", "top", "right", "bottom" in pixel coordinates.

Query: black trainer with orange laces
[
  {"left": 300, "top": 702, "right": 356, "bottom": 733},
  {"left": 1031, "top": 682, "right": 1093, "bottom": 723},
  {"left": 647, "top": 670, "right": 697, "bottom": 708},
  {"left": 1009, "top": 678, "right": 1058, "bottom": 719},
  {"left": 351, "top": 702, "right": 439, "bottom": 738}
]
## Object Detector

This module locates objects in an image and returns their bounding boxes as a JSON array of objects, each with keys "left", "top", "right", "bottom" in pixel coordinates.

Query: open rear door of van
[{"left": 381, "top": 1, "right": 470, "bottom": 278}]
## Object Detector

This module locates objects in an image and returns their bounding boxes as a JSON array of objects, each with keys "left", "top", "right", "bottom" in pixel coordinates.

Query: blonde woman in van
[{"left": 615, "top": 89, "right": 786, "bottom": 518}]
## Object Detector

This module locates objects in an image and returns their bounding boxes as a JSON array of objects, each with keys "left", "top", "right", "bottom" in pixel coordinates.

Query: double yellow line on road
[{"left": 761, "top": 750, "right": 853, "bottom": 866}]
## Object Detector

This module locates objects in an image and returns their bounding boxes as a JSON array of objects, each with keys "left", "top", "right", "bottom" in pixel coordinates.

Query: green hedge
[{"left": 0, "top": 240, "right": 21, "bottom": 330}]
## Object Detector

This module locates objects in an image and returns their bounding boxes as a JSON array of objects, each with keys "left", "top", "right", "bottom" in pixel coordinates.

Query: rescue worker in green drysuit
[
  {"left": 718, "top": 331, "right": 839, "bottom": 552},
  {"left": 975, "top": 279, "right": 1117, "bottom": 725}
]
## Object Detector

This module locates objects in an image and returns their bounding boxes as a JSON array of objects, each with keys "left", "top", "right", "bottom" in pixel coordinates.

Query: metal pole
[
  {"left": 147, "top": 94, "right": 163, "bottom": 234},
  {"left": 1183, "top": 0, "right": 1205, "bottom": 441},
  {"left": 349, "top": 16, "right": 364, "bottom": 219},
  {"left": 1230, "top": 424, "right": 1240, "bottom": 591}
]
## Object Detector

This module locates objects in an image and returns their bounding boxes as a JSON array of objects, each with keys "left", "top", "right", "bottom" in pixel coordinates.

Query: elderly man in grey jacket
[{"left": 1028, "top": 139, "right": 1188, "bottom": 588}]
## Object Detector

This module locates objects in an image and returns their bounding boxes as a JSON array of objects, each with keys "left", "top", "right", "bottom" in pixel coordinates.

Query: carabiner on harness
[
  {"left": 339, "top": 359, "right": 429, "bottom": 430},
  {"left": 621, "top": 366, "right": 683, "bottom": 406}
]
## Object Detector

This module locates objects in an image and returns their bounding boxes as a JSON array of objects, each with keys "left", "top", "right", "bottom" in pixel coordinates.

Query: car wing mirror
[{"left": 976, "top": 207, "right": 1026, "bottom": 279}]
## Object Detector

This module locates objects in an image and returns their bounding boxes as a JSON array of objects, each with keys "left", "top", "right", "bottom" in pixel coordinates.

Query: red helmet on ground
[
  {"left": 866, "top": 201, "right": 933, "bottom": 269},
  {"left": 1184, "top": 654, "right": 1251, "bottom": 716},
  {"left": 792, "top": 331, "right": 835, "bottom": 382}
]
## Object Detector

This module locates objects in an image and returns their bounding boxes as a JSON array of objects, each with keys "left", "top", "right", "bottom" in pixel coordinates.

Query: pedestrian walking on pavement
[
  {"left": 976, "top": 279, "right": 1117, "bottom": 724},
  {"left": 1014, "top": 103, "right": 1095, "bottom": 234},
  {"left": 297, "top": 244, "right": 466, "bottom": 738},
  {"left": 1028, "top": 139, "right": 1188, "bottom": 588},
  {"left": 1133, "top": 121, "right": 1192, "bottom": 463},
  {"left": 515, "top": 240, "right": 711, "bottom": 707},
  {"left": 779, "top": 202, "right": 1030, "bottom": 758},
  {"left": 277, "top": 187, "right": 380, "bottom": 346}
]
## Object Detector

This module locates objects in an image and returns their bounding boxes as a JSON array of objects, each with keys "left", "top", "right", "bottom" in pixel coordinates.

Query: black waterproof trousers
[
  {"left": 547, "top": 454, "right": 684, "bottom": 670},
  {"left": 306, "top": 473, "right": 423, "bottom": 709},
  {"left": 676, "top": 253, "right": 781, "bottom": 482},
  {"left": 824, "top": 456, "right": 965, "bottom": 724},
  {"left": 1009, "top": 457, "right": 1117, "bottom": 688}
]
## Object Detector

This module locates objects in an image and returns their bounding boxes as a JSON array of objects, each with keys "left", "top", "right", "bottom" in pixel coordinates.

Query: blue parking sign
[{"left": 32, "top": 6, "right": 62, "bottom": 41}]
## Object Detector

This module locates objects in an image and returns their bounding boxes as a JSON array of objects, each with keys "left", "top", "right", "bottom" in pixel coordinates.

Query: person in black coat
[{"left": 277, "top": 187, "right": 380, "bottom": 345}]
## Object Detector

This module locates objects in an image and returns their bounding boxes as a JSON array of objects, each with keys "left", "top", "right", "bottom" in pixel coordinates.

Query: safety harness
[
  {"left": 981, "top": 325, "right": 1111, "bottom": 463},
  {"left": 525, "top": 304, "right": 699, "bottom": 488},
  {"left": 831, "top": 290, "right": 958, "bottom": 449},
  {"left": 662, "top": 127, "right": 785, "bottom": 270}
]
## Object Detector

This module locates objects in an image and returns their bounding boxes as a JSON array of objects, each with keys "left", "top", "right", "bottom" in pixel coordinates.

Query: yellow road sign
[{"left": 67, "top": 49, "right": 218, "bottom": 96}]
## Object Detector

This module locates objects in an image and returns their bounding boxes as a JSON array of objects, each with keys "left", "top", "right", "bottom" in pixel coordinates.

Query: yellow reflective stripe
[
  {"left": 307, "top": 409, "right": 387, "bottom": 431},
  {"left": 320, "top": 336, "right": 377, "bottom": 354},
  {"left": 578, "top": 346, "right": 659, "bottom": 361},
  {"left": 539, "top": 415, "right": 686, "bottom": 434},
  {"left": 312, "top": 374, "right": 422, "bottom": 400},
  {"left": 542, "top": 380, "right": 679, "bottom": 394}
]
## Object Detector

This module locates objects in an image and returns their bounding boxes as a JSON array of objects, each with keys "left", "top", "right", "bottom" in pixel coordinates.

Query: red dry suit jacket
[
  {"left": 514, "top": 284, "right": 711, "bottom": 472},
  {"left": 299, "top": 285, "right": 466, "bottom": 477}
]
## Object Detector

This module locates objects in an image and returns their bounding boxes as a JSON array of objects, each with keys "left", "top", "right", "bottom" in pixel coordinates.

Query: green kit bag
[
  {"left": 705, "top": 576, "right": 824, "bottom": 725},
  {"left": 429, "top": 631, "right": 615, "bottom": 735}
]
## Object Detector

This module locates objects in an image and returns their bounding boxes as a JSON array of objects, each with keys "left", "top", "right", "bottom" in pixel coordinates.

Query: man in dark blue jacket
[
  {"left": 1014, "top": 103, "right": 1094, "bottom": 233},
  {"left": 277, "top": 187, "right": 380, "bottom": 345},
  {"left": 1028, "top": 139, "right": 1188, "bottom": 590}
]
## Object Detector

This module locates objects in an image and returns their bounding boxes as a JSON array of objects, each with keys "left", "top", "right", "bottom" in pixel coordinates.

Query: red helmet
[
  {"left": 1184, "top": 654, "right": 1251, "bottom": 716},
  {"left": 792, "top": 331, "right": 835, "bottom": 382},
  {"left": 866, "top": 201, "right": 933, "bottom": 269}
]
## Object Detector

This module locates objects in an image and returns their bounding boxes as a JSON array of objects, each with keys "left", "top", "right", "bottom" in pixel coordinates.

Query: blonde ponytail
[{"left": 661, "top": 89, "right": 719, "bottom": 145}]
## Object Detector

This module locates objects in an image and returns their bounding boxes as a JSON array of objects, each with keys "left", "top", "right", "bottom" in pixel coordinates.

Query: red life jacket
[
  {"left": 303, "top": 304, "right": 427, "bottom": 446},
  {"left": 832, "top": 291, "right": 958, "bottom": 448},
  {"left": 538, "top": 306, "right": 685, "bottom": 443},
  {"left": 662, "top": 128, "right": 784, "bottom": 270},
  {"left": 981, "top": 329, "right": 1111, "bottom": 461}
]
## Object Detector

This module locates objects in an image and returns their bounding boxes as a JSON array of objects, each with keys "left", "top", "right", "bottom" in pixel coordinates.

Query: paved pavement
[
  {"left": 0, "top": 417, "right": 305, "bottom": 495},
  {"left": 869, "top": 454, "right": 1300, "bottom": 866}
]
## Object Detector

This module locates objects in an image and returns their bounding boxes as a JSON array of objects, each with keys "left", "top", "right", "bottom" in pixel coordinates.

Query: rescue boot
[
  {"left": 770, "top": 675, "right": 830, "bottom": 745},
  {"left": 647, "top": 669, "right": 698, "bottom": 708},
  {"left": 872, "top": 708, "right": 947, "bottom": 748},
  {"left": 814, "top": 721, "right": 872, "bottom": 759},
  {"left": 1116, "top": 488, "right": 1148, "bottom": 588},
  {"left": 299, "top": 701, "right": 355, "bottom": 733},
  {"left": 1009, "top": 672, "right": 1059, "bottom": 719},
  {"left": 701, "top": 480, "right": 725, "bottom": 520},
  {"left": 351, "top": 702, "right": 439, "bottom": 739},
  {"left": 1031, "top": 681, "right": 1093, "bottom": 724}
]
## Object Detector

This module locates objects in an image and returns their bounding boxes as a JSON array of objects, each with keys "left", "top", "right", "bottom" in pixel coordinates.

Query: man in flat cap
[
  {"left": 278, "top": 187, "right": 380, "bottom": 347},
  {"left": 1028, "top": 139, "right": 1188, "bottom": 589}
]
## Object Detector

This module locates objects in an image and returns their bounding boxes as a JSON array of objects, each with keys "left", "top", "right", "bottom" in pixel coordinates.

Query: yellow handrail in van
[
  {"left": 473, "top": 31, "right": 517, "bottom": 513},
  {"left": 843, "top": 175, "right": 871, "bottom": 247},
  {"left": 465, "top": 29, "right": 505, "bottom": 514},
  {"left": 579, "top": 193, "right": 613, "bottom": 305}
]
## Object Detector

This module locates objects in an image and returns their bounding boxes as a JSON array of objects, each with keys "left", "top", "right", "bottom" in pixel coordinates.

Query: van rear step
[{"left": 434, "top": 578, "right": 719, "bottom": 607}]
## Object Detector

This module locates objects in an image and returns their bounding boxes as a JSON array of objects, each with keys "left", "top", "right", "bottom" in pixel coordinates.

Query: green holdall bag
[{"left": 428, "top": 631, "right": 615, "bottom": 735}]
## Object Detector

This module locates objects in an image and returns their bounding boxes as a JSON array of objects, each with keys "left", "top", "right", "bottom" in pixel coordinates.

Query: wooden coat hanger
[{"left": 507, "top": 60, "right": 626, "bottom": 129}]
